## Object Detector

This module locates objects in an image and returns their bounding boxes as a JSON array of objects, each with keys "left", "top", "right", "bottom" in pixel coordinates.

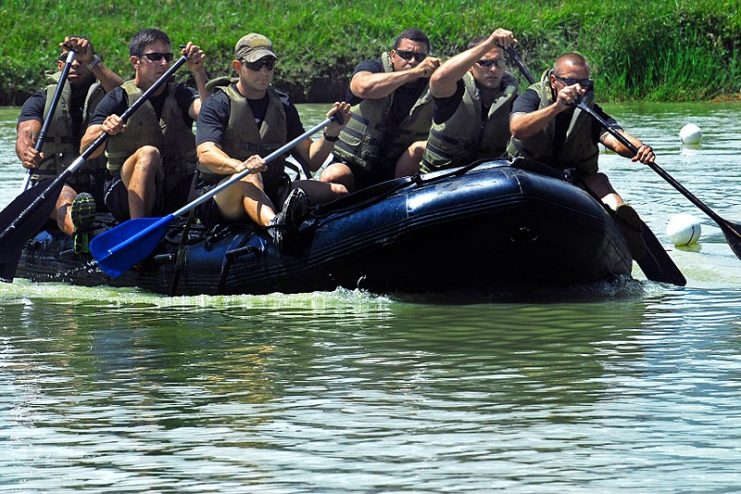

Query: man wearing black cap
[{"left": 195, "top": 33, "right": 351, "bottom": 251}]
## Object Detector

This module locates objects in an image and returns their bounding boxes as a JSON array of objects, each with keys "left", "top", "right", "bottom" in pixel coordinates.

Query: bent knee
[
  {"left": 136, "top": 145, "right": 162, "bottom": 163},
  {"left": 331, "top": 183, "right": 349, "bottom": 196}
]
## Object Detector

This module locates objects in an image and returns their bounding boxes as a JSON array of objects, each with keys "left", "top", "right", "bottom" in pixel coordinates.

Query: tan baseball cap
[{"left": 234, "top": 33, "right": 277, "bottom": 62}]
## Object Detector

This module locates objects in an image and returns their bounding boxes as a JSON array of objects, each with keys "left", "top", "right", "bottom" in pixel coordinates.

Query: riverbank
[{"left": 1, "top": 0, "right": 738, "bottom": 104}]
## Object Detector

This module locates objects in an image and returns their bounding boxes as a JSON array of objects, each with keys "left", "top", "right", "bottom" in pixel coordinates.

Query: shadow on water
[{"left": 0, "top": 283, "right": 652, "bottom": 422}]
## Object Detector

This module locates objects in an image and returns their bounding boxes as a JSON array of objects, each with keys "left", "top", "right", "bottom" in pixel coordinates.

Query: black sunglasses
[
  {"left": 554, "top": 74, "right": 593, "bottom": 88},
  {"left": 243, "top": 58, "right": 276, "bottom": 71},
  {"left": 142, "top": 52, "right": 174, "bottom": 62},
  {"left": 394, "top": 50, "right": 427, "bottom": 63},
  {"left": 477, "top": 59, "right": 507, "bottom": 69}
]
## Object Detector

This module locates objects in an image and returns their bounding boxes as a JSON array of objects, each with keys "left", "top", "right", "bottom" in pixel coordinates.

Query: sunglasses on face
[
  {"left": 394, "top": 50, "right": 427, "bottom": 62},
  {"left": 554, "top": 74, "right": 593, "bottom": 88},
  {"left": 477, "top": 59, "right": 507, "bottom": 69},
  {"left": 141, "top": 52, "right": 174, "bottom": 62},
  {"left": 243, "top": 58, "right": 276, "bottom": 71}
]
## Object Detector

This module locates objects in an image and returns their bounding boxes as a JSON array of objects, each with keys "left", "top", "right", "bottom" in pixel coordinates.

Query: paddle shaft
[
  {"left": 0, "top": 55, "right": 189, "bottom": 244},
  {"left": 171, "top": 116, "right": 334, "bottom": 217},
  {"left": 505, "top": 47, "right": 535, "bottom": 84},
  {"left": 508, "top": 45, "right": 738, "bottom": 253},
  {"left": 93, "top": 116, "right": 335, "bottom": 275},
  {"left": 576, "top": 100, "right": 739, "bottom": 239},
  {"left": 505, "top": 46, "right": 689, "bottom": 283},
  {"left": 20, "top": 50, "right": 78, "bottom": 191}
]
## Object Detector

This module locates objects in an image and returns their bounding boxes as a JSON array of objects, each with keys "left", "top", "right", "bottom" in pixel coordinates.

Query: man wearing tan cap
[{"left": 195, "top": 33, "right": 351, "bottom": 252}]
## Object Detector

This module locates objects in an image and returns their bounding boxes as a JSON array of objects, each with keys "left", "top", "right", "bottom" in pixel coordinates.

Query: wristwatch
[
  {"left": 323, "top": 130, "right": 339, "bottom": 142},
  {"left": 86, "top": 55, "right": 101, "bottom": 70}
]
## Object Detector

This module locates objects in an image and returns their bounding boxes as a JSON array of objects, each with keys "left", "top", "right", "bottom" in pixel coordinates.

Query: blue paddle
[
  {"left": 90, "top": 116, "right": 336, "bottom": 277},
  {"left": 19, "top": 50, "right": 77, "bottom": 192}
]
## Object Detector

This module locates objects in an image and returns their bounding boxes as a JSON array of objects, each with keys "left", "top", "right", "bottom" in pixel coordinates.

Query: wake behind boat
[{"left": 14, "top": 159, "right": 633, "bottom": 296}]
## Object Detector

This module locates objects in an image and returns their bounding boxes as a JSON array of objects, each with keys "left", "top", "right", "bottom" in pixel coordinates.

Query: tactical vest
[
  {"left": 507, "top": 70, "right": 598, "bottom": 174},
  {"left": 106, "top": 80, "right": 197, "bottom": 186},
  {"left": 421, "top": 72, "right": 518, "bottom": 172},
  {"left": 333, "top": 52, "right": 433, "bottom": 171},
  {"left": 197, "top": 83, "right": 288, "bottom": 187},
  {"left": 33, "top": 71, "right": 107, "bottom": 184}
]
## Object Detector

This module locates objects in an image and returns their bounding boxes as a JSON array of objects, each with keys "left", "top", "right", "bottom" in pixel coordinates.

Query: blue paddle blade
[{"left": 90, "top": 215, "right": 175, "bottom": 278}]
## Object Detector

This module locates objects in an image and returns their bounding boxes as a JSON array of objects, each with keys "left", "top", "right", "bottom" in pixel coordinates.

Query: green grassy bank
[{"left": 1, "top": 0, "right": 738, "bottom": 105}]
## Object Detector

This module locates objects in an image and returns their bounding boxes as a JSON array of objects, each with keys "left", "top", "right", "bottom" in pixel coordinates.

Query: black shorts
[
  {"left": 330, "top": 155, "right": 395, "bottom": 190},
  {"left": 195, "top": 173, "right": 291, "bottom": 228},
  {"left": 104, "top": 172, "right": 195, "bottom": 223},
  {"left": 32, "top": 170, "right": 108, "bottom": 212}
]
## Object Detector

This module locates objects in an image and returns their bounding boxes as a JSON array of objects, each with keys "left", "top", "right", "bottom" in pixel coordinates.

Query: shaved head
[{"left": 553, "top": 52, "right": 590, "bottom": 77}]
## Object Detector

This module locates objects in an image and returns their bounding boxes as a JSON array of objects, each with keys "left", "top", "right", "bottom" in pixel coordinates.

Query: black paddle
[
  {"left": 0, "top": 54, "right": 190, "bottom": 282},
  {"left": 19, "top": 50, "right": 78, "bottom": 192},
  {"left": 576, "top": 100, "right": 741, "bottom": 261},
  {"left": 505, "top": 47, "right": 687, "bottom": 285}
]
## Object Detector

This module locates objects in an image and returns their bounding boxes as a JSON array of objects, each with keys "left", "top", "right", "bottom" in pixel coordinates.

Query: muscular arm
[
  {"left": 187, "top": 70, "right": 209, "bottom": 120},
  {"left": 183, "top": 41, "right": 209, "bottom": 120},
  {"left": 290, "top": 102, "right": 351, "bottom": 171},
  {"left": 90, "top": 63, "right": 124, "bottom": 93},
  {"left": 80, "top": 123, "right": 107, "bottom": 159},
  {"left": 509, "top": 103, "right": 565, "bottom": 138},
  {"left": 196, "top": 141, "right": 242, "bottom": 174},
  {"left": 601, "top": 129, "right": 652, "bottom": 161},
  {"left": 430, "top": 29, "right": 512, "bottom": 98},
  {"left": 350, "top": 67, "right": 426, "bottom": 100},
  {"left": 15, "top": 119, "right": 42, "bottom": 168}
]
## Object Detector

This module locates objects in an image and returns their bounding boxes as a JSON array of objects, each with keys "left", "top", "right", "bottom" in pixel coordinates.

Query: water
[{"left": 1, "top": 103, "right": 740, "bottom": 492}]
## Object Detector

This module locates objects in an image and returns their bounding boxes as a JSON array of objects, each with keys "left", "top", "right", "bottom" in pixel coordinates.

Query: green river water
[{"left": 0, "top": 103, "right": 739, "bottom": 492}]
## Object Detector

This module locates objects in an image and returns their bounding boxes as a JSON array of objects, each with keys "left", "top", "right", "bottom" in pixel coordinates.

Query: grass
[{"left": 0, "top": 0, "right": 738, "bottom": 103}]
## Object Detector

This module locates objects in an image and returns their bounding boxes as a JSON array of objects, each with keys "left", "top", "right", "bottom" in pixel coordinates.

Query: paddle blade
[
  {"left": 636, "top": 222, "right": 686, "bottom": 286},
  {"left": 90, "top": 216, "right": 173, "bottom": 278},
  {"left": 0, "top": 179, "right": 63, "bottom": 282},
  {"left": 721, "top": 220, "right": 741, "bottom": 260}
]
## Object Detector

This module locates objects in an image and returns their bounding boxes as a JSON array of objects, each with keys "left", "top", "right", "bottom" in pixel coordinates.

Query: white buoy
[
  {"left": 679, "top": 123, "right": 702, "bottom": 145},
  {"left": 666, "top": 213, "right": 702, "bottom": 246}
]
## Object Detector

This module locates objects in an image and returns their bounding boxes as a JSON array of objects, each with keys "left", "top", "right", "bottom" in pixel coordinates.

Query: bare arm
[
  {"left": 350, "top": 57, "right": 440, "bottom": 99},
  {"left": 510, "top": 82, "right": 586, "bottom": 138},
  {"left": 431, "top": 28, "right": 516, "bottom": 98},
  {"left": 601, "top": 130, "right": 655, "bottom": 163},
  {"left": 80, "top": 123, "right": 107, "bottom": 159},
  {"left": 15, "top": 119, "right": 43, "bottom": 169},
  {"left": 63, "top": 36, "right": 123, "bottom": 92},
  {"left": 80, "top": 111, "right": 126, "bottom": 159},
  {"left": 182, "top": 41, "right": 209, "bottom": 120},
  {"left": 197, "top": 141, "right": 251, "bottom": 175},
  {"left": 292, "top": 102, "right": 352, "bottom": 171}
]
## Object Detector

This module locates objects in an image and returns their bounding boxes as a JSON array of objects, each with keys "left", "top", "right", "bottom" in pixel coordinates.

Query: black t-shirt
[
  {"left": 349, "top": 59, "right": 427, "bottom": 127},
  {"left": 195, "top": 87, "right": 305, "bottom": 148},
  {"left": 18, "top": 83, "right": 94, "bottom": 152},
  {"left": 512, "top": 88, "right": 620, "bottom": 152},
  {"left": 89, "top": 83, "right": 197, "bottom": 127}
]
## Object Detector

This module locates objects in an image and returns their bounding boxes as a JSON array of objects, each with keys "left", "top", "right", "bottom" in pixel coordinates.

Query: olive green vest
[
  {"left": 421, "top": 72, "right": 518, "bottom": 172},
  {"left": 333, "top": 52, "right": 433, "bottom": 171},
  {"left": 33, "top": 71, "right": 107, "bottom": 182},
  {"left": 106, "top": 80, "right": 197, "bottom": 185},
  {"left": 507, "top": 70, "right": 598, "bottom": 174},
  {"left": 197, "top": 83, "right": 288, "bottom": 186}
]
